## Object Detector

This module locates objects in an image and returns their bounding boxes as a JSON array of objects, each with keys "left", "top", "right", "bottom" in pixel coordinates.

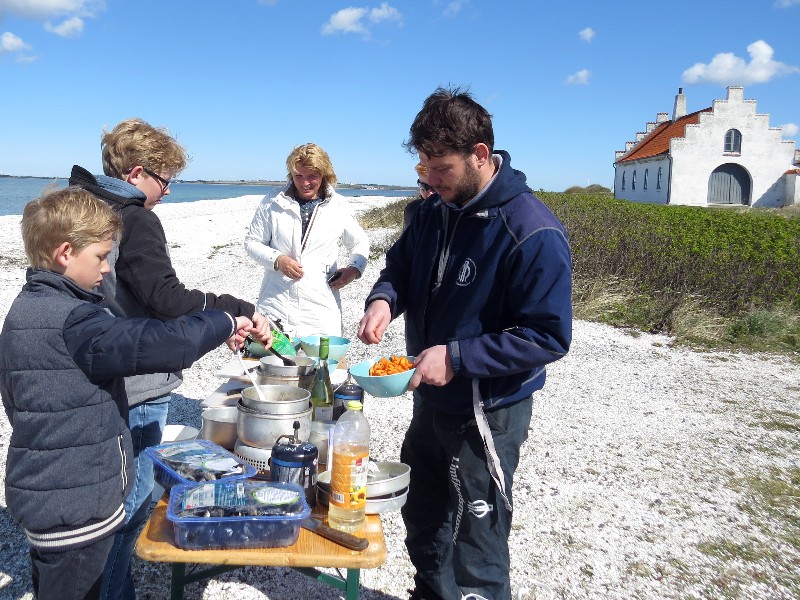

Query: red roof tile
[{"left": 616, "top": 108, "right": 712, "bottom": 163}]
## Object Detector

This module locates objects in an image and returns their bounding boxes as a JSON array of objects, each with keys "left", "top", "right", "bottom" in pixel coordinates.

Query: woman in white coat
[{"left": 244, "top": 143, "right": 369, "bottom": 338}]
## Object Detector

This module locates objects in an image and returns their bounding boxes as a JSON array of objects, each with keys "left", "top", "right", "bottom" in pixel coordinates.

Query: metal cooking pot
[
  {"left": 256, "top": 356, "right": 316, "bottom": 389},
  {"left": 241, "top": 384, "right": 311, "bottom": 414},
  {"left": 236, "top": 400, "right": 312, "bottom": 448},
  {"left": 198, "top": 406, "right": 239, "bottom": 450}
]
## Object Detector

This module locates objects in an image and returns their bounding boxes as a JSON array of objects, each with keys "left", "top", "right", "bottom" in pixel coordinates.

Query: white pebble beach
[{"left": 0, "top": 194, "right": 798, "bottom": 600}]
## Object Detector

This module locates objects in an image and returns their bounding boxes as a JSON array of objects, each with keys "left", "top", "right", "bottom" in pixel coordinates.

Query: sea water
[{"left": 0, "top": 177, "right": 414, "bottom": 217}]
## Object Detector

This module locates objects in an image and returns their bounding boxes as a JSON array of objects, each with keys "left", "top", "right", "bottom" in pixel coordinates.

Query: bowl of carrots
[{"left": 348, "top": 355, "right": 416, "bottom": 398}]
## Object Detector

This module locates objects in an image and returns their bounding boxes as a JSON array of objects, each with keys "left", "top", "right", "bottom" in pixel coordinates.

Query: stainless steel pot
[
  {"left": 236, "top": 400, "right": 312, "bottom": 448},
  {"left": 198, "top": 406, "right": 239, "bottom": 450},
  {"left": 256, "top": 356, "right": 316, "bottom": 389},
  {"left": 240, "top": 384, "right": 311, "bottom": 414}
]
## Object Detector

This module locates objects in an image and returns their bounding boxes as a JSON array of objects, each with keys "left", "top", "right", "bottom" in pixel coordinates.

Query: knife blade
[{"left": 301, "top": 517, "right": 369, "bottom": 551}]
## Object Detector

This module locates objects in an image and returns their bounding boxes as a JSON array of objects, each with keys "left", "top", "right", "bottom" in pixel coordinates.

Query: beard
[{"left": 442, "top": 159, "right": 483, "bottom": 207}]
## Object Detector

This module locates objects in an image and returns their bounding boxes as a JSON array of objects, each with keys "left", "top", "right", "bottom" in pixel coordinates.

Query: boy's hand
[
  {"left": 226, "top": 316, "right": 254, "bottom": 351},
  {"left": 250, "top": 313, "right": 274, "bottom": 348}
]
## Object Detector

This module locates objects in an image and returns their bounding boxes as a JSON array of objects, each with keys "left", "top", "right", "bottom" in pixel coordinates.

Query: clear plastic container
[
  {"left": 167, "top": 480, "right": 310, "bottom": 549},
  {"left": 144, "top": 439, "right": 257, "bottom": 493},
  {"left": 328, "top": 400, "right": 370, "bottom": 533}
]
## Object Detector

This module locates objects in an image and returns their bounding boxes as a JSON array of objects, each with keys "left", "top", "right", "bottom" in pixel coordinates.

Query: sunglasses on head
[
  {"left": 417, "top": 179, "right": 434, "bottom": 193},
  {"left": 143, "top": 168, "right": 173, "bottom": 194}
]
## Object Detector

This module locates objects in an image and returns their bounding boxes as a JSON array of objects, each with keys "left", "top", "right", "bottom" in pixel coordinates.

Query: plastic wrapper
[
  {"left": 166, "top": 480, "right": 310, "bottom": 549},
  {"left": 144, "top": 439, "right": 257, "bottom": 493}
]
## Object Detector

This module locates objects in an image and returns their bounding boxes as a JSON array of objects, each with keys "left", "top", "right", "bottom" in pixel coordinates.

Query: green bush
[{"left": 542, "top": 193, "right": 800, "bottom": 314}]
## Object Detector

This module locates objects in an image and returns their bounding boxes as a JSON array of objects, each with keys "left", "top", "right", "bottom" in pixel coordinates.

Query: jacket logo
[
  {"left": 467, "top": 500, "right": 493, "bottom": 518},
  {"left": 456, "top": 258, "right": 476, "bottom": 287}
]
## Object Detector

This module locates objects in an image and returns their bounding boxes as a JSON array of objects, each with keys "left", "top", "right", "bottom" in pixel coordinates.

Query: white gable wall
[{"left": 669, "top": 88, "right": 795, "bottom": 207}]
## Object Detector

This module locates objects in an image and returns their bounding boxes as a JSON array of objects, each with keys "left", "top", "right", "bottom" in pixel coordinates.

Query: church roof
[{"left": 616, "top": 108, "right": 712, "bottom": 164}]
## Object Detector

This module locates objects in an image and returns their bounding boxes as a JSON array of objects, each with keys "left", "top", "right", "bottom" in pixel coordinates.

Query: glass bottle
[
  {"left": 309, "top": 336, "right": 334, "bottom": 421},
  {"left": 328, "top": 401, "right": 370, "bottom": 533}
]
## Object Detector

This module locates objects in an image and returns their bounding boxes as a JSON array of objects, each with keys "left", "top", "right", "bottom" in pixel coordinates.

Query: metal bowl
[
  {"left": 317, "top": 461, "right": 411, "bottom": 497},
  {"left": 240, "top": 384, "right": 311, "bottom": 414},
  {"left": 316, "top": 476, "right": 409, "bottom": 514},
  {"left": 258, "top": 355, "right": 317, "bottom": 376}
]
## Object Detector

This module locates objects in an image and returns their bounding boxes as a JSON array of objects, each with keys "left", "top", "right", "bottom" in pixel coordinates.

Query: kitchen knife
[{"left": 301, "top": 517, "right": 369, "bottom": 551}]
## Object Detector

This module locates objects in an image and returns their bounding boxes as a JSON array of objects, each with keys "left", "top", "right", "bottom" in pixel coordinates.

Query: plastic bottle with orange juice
[{"left": 328, "top": 400, "right": 370, "bottom": 533}]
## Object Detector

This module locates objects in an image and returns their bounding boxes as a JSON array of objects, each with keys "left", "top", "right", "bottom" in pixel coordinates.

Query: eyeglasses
[
  {"left": 143, "top": 168, "right": 173, "bottom": 194},
  {"left": 417, "top": 179, "right": 434, "bottom": 193}
]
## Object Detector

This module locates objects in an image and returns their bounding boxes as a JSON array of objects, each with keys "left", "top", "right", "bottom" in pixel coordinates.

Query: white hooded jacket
[{"left": 244, "top": 186, "right": 369, "bottom": 337}]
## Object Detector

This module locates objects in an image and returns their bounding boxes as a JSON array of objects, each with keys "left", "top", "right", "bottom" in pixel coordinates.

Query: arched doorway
[{"left": 707, "top": 163, "right": 751, "bottom": 205}]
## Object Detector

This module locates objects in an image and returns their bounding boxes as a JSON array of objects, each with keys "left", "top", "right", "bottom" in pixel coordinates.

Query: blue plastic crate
[
  {"left": 167, "top": 480, "right": 310, "bottom": 549},
  {"left": 143, "top": 439, "right": 257, "bottom": 493}
]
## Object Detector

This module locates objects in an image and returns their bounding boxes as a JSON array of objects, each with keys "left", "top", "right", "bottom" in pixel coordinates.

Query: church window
[
  {"left": 621, "top": 172, "right": 626, "bottom": 190},
  {"left": 644, "top": 169, "right": 649, "bottom": 190},
  {"left": 657, "top": 167, "right": 662, "bottom": 190},
  {"left": 632, "top": 170, "right": 637, "bottom": 190}
]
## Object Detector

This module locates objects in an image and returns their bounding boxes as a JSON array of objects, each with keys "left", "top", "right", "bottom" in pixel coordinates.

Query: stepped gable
[{"left": 617, "top": 107, "right": 712, "bottom": 163}]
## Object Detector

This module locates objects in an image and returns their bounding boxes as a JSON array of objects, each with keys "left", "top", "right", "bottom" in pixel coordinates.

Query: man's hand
[
  {"left": 408, "top": 345, "right": 454, "bottom": 390},
  {"left": 226, "top": 316, "right": 254, "bottom": 351},
  {"left": 357, "top": 299, "right": 391, "bottom": 344}
]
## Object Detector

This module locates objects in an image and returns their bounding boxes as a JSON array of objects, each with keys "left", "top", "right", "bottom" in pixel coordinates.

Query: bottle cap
[{"left": 346, "top": 400, "right": 363, "bottom": 411}]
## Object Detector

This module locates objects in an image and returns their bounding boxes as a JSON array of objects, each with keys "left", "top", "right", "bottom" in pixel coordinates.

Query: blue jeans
[
  {"left": 101, "top": 397, "right": 170, "bottom": 600},
  {"left": 400, "top": 393, "right": 532, "bottom": 600}
]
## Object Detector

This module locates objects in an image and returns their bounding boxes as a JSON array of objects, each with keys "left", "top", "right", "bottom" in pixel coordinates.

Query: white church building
[{"left": 614, "top": 87, "right": 800, "bottom": 207}]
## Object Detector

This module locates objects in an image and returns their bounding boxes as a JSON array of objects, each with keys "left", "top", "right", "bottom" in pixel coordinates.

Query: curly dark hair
[{"left": 403, "top": 86, "right": 494, "bottom": 157}]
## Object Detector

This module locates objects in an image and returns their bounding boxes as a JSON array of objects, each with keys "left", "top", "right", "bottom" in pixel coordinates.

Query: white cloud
[
  {"left": 443, "top": 0, "right": 466, "bottom": 18},
  {"left": 258, "top": 0, "right": 278, "bottom": 5},
  {"left": 370, "top": 2, "right": 402, "bottom": 25},
  {"left": 321, "top": 3, "right": 402, "bottom": 37},
  {"left": 774, "top": 0, "right": 800, "bottom": 7},
  {"left": 322, "top": 7, "right": 369, "bottom": 35},
  {"left": 44, "top": 15, "right": 84, "bottom": 37},
  {"left": 781, "top": 123, "right": 799, "bottom": 138},
  {"left": 565, "top": 69, "right": 591, "bottom": 85},
  {"left": 682, "top": 40, "right": 800, "bottom": 85},
  {"left": 0, "top": 0, "right": 104, "bottom": 20},
  {"left": 0, "top": 30, "right": 30, "bottom": 52},
  {"left": 579, "top": 27, "right": 595, "bottom": 42}
]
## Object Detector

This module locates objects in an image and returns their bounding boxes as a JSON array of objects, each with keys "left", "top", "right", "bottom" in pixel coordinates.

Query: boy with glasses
[{"left": 69, "top": 118, "right": 273, "bottom": 600}]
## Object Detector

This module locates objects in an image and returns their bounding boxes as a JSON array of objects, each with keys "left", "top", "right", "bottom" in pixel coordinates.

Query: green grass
[{"left": 359, "top": 194, "right": 800, "bottom": 356}]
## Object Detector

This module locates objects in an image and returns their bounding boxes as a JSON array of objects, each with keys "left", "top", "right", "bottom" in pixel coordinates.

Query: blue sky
[{"left": 1, "top": 0, "right": 798, "bottom": 191}]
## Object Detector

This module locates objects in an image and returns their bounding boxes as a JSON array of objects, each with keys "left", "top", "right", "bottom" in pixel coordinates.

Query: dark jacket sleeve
[
  {"left": 63, "top": 304, "right": 236, "bottom": 382},
  {"left": 116, "top": 207, "right": 255, "bottom": 320}
]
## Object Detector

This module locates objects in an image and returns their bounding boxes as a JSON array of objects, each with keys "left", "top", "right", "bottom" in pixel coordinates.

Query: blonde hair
[
  {"left": 101, "top": 118, "right": 188, "bottom": 180},
  {"left": 286, "top": 143, "right": 337, "bottom": 197},
  {"left": 415, "top": 162, "right": 428, "bottom": 178},
  {"left": 22, "top": 187, "right": 122, "bottom": 269}
]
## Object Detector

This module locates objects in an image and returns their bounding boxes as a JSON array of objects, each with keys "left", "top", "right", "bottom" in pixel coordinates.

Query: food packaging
[
  {"left": 166, "top": 480, "right": 310, "bottom": 549},
  {"left": 144, "top": 439, "right": 257, "bottom": 493}
]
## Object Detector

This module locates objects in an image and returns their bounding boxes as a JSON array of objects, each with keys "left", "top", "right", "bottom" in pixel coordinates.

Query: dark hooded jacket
[
  {"left": 0, "top": 269, "right": 236, "bottom": 550},
  {"left": 69, "top": 165, "right": 256, "bottom": 405},
  {"left": 366, "top": 151, "right": 572, "bottom": 415}
]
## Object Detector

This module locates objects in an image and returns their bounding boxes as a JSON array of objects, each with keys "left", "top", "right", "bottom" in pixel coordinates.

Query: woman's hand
[
  {"left": 276, "top": 255, "right": 304, "bottom": 280},
  {"left": 328, "top": 266, "right": 359, "bottom": 290}
]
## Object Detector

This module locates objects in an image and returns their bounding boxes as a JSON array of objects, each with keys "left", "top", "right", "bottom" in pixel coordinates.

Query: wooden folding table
[{"left": 136, "top": 498, "right": 387, "bottom": 600}]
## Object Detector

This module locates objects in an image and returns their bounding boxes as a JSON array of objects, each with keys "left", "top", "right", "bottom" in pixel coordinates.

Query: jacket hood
[
  {"left": 448, "top": 150, "right": 530, "bottom": 214},
  {"left": 69, "top": 165, "right": 146, "bottom": 209}
]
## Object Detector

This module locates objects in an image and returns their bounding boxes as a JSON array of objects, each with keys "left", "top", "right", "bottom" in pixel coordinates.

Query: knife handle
[{"left": 312, "top": 521, "right": 369, "bottom": 551}]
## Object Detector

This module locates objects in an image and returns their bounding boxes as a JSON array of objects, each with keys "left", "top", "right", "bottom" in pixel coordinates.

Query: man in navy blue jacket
[{"left": 359, "top": 87, "right": 573, "bottom": 600}]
